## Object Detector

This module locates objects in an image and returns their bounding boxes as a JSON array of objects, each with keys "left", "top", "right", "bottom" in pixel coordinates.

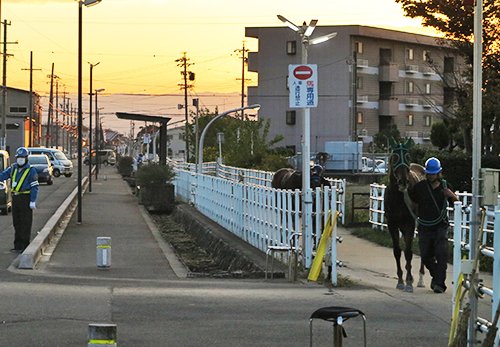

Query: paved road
[{"left": 0, "top": 165, "right": 491, "bottom": 346}]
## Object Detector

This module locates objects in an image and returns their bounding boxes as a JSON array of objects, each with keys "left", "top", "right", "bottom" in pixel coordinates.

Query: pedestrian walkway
[{"left": 40, "top": 167, "right": 179, "bottom": 281}]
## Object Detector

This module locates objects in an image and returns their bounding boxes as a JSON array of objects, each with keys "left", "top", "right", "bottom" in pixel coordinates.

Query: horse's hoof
[
  {"left": 404, "top": 285, "right": 414, "bottom": 293},
  {"left": 417, "top": 280, "right": 425, "bottom": 288},
  {"left": 396, "top": 282, "right": 405, "bottom": 290}
]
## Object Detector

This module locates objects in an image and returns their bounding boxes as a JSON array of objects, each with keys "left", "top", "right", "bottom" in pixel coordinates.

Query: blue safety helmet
[
  {"left": 424, "top": 157, "right": 442, "bottom": 174},
  {"left": 15, "top": 147, "right": 29, "bottom": 157}
]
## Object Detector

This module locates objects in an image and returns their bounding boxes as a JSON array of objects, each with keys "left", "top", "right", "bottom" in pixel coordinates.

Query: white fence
[
  {"left": 369, "top": 183, "right": 500, "bottom": 340},
  {"left": 174, "top": 167, "right": 346, "bottom": 283}
]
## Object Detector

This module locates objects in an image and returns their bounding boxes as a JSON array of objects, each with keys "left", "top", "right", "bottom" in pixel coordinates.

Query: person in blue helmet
[
  {"left": 409, "top": 157, "right": 458, "bottom": 293},
  {"left": 0, "top": 147, "right": 39, "bottom": 253}
]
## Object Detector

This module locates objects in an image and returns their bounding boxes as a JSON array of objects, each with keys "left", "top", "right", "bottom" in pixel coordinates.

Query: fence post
[
  {"left": 452, "top": 201, "right": 463, "bottom": 316},
  {"left": 331, "top": 189, "right": 338, "bottom": 286},
  {"left": 493, "top": 209, "right": 500, "bottom": 327}
]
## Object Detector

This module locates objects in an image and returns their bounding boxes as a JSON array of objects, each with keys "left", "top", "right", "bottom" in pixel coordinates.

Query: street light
[
  {"left": 197, "top": 104, "right": 260, "bottom": 173},
  {"left": 77, "top": 0, "right": 102, "bottom": 223},
  {"left": 277, "top": 15, "right": 337, "bottom": 268},
  {"left": 95, "top": 88, "right": 105, "bottom": 179},
  {"left": 88, "top": 61, "right": 99, "bottom": 193}
]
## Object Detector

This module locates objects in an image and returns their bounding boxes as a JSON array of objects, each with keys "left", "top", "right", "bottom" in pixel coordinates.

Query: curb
[{"left": 17, "top": 176, "right": 89, "bottom": 269}]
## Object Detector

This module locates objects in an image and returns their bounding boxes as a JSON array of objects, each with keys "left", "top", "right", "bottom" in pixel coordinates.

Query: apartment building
[{"left": 245, "top": 25, "right": 464, "bottom": 153}]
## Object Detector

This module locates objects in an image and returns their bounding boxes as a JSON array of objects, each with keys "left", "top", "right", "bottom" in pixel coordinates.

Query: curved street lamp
[
  {"left": 197, "top": 104, "right": 260, "bottom": 173},
  {"left": 277, "top": 15, "right": 337, "bottom": 269}
]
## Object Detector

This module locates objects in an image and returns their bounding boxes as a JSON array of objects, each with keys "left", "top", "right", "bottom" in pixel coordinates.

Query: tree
[
  {"left": 372, "top": 124, "right": 401, "bottom": 151},
  {"left": 430, "top": 121, "right": 450, "bottom": 150},
  {"left": 187, "top": 108, "right": 285, "bottom": 170},
  {"left": 395, "top": 0, "right": 500, "bottom": 154}
]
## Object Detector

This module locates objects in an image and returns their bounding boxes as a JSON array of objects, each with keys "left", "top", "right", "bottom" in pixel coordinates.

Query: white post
[
  {"left": 331, "top": 189, "right": 338, "bottom": 286},
  {"left": 453, "top": 201, "right": 463, "bottom": 316}
]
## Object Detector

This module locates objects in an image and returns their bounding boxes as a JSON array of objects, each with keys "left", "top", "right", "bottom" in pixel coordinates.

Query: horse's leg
[
  {"left": 388, "top": 223, "right": 404, "bottom": 290},
  {"left": 402, "top": 228, "right": 415, "bottom": 293},
  {"left": 417, "top": 260, "right": 425, "bottom": 287}
]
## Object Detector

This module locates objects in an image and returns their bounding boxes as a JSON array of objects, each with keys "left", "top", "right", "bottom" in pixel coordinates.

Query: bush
[
  {"left": 118, "top": 156, "right": 134, "bottom": 177},
  {"left": 136, "top": 163, "right": 175, "bottom": 186}
]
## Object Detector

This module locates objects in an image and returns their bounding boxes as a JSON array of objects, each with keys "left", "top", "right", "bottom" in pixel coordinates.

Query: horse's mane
[{"left": 408, "top": 163, "right": 425, "bottom": 187}]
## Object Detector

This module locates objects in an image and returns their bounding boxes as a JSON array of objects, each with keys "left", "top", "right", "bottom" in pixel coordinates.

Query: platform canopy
[{"left": 115, "top": 112, "right": 171, "bottom": 165}]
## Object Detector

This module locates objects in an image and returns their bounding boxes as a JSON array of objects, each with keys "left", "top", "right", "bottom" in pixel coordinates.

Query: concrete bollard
[
  {"left": 88, "top": 323, "right": 117, "bottom": 347},
  {"left": 96, "top": 237, "right": 111, "bottom": 268}
]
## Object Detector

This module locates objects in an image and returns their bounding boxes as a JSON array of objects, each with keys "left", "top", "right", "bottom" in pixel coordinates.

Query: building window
[
  {"left": 444, "top": 57, "right": 455, "bottom": 73},
  {"left": 286, "top": 40, "right": 297, "bottom": 55},
  {"left": 425, "top": 83, "right": 431, "bottom": 94},
  {"left": 356, "top": 111, "right": 364, "bottom": 124},
  {"left": 178, "top": 133, "right": 184, "bottom": 140},
  {"left": 286, "top": 110, "right": 296, "bottom": 125},
  {"left": 355, "top": 41, "right": 363, "bottom": 54},
  {"left": 10, "top": 106, "right": 27, "bottom": 113},
  {"left": 406, "top": 48, "right": 414, "bottom": 60},
  {"left": 424, "top": 115, "right": 432, "bottom": 127},
  {"left": 406, "top": 81, "right": 414, "bottom": 94},
  {"left": 423, "top": 50, "right": 431, "bottom": 62},
  {"left": 407, "top": 114, "right": 414, "bottom": 126},
  {"left": 357, "top": 77, "right": 363, "bottom": 89}
]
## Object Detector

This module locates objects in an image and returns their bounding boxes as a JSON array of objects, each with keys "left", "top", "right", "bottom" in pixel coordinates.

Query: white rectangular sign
[{"left": 288, "top": 64, "right": 318, "bottom": 108}]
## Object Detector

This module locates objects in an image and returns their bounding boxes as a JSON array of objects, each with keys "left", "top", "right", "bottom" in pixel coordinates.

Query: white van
[{"left": 27, "top": 147, "right": 73, "bottom": 177}]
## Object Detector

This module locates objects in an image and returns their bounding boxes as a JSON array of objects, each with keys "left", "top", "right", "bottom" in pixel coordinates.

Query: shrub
[
  {"left": 117, "top": 156, "right": 134, "bottom": 177},
  {"left": 136, "top": 163, "right": 176, "bottom": 187}
]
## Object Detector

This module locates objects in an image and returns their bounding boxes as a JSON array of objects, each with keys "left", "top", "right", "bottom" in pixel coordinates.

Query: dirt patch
[{"left": 151, "top": 213, "right": 249, "bottom": 278}]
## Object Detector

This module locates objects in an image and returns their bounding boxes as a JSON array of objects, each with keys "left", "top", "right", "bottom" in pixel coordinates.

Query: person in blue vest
[
  {"left": 408, "top": 157, "right": 458, "bottom": 293},
  {"left": 0, "top": 147, "right": 39, "bottom": 253}
]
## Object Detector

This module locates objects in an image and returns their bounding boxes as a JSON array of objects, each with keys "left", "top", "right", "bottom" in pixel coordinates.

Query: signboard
[{"left": 288, "top": 64, "right": 318, "bottom": 108}]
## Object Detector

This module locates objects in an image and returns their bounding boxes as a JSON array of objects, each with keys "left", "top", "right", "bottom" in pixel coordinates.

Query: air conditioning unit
[
  {"left": 357, "top": 95, "right": 369, "bottom": 103},
  {"left": 405, "top": 131, "right": 419, "bottom": 138},
  {"left": 405, "top": 65, "right": 419, "bottom": 73},
  {"left": 405, "top": 98, "right": 419, "bottom": 106},
  {"left": 422, "top": 66, "right": 435, "bottom": 76},
  {"left": 357, "top": 59, "right": 369, "bottom": 68},
  {"left": 357, "top": 128, "right": 368, "bottom": 136}
]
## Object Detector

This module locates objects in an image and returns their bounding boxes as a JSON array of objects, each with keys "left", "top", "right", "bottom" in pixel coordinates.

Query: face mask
[{"left": 17, "top": 157, "right": 27, "bottom": 166}]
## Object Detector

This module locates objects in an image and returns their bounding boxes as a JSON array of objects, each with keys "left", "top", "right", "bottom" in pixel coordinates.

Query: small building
[
  {"left": 0, "top": 87, "right": 42, "bottom": 155},
  {"left": 167, "top": 125, "right": 186, "bottom": 161}
]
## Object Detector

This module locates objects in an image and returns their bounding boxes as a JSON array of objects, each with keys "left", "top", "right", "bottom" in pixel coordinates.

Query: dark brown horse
[
  {"left": 271, "top": 167, "right": 331, "bottom": 190},
  {"left": 384, "top": 138, "right": 425, "bottom": 292}
]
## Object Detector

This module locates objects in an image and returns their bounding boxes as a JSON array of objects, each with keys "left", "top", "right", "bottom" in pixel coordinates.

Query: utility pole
[
  {"left": 21, "top": 51, "right": 41, "bottom": 147},
  {"left": 55, "top": 80, "right": 59, "bottom": 148},
  {"left": 46, "top": 63, "right": 57, "bottom": 147},
  {"left": 193, "top": 98, "right": 199, "bottom": 168},
  {"left": 352, "top": 50, "right": 358, "bottom": 141},
  {"left": 175, "top": 52, "right": 195, "bottom": 162},
  {"left": 1, "top": 20, "right": 16, "bottom": 151},
  {"left": 234, "top": 41, "right": 250, "bottom": 119}
]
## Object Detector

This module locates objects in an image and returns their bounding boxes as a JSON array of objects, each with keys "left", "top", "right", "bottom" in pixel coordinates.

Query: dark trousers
[
  {"left": 418, "top": 227, "right": 448, "bottom": 290},
  {"left": 12, "top": 194, "right": 33, "bottom": 251}
]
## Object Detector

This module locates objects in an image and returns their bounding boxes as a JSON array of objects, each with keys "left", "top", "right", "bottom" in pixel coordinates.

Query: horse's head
[{"left": 388, "top": 138, "right": 413, "bottom": 192}]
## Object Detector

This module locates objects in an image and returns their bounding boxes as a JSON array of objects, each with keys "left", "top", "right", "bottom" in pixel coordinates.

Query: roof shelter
[{"left": 115, "top": 113, "right": 171, "bottom": 165}]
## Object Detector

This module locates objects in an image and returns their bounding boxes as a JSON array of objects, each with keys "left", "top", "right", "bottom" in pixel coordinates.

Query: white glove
[{"left": 29, "top": 201, "right": 36, "bottom": 210}]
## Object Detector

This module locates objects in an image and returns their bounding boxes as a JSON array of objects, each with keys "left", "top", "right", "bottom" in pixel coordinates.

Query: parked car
[
  {"left": 0, "top": 150, "right": 11, "bottom": 215},
  {"left": 28, "top": 154, "right": 54, "bottom": 185},
  {"left": 27, "top": 147, "right": 73, "bottom": 177},
  {"left": 84, "top": 149, "right": 117, "bottom": 166}
]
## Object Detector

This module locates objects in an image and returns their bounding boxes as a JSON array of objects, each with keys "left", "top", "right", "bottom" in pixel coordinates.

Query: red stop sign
[{"left": 293, "top": 65, "right": 313, "bottom": 80}]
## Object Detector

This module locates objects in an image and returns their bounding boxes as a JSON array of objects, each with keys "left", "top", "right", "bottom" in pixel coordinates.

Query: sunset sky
[{"left": 3, "top": 0, "right": 437, "bottom": 132}]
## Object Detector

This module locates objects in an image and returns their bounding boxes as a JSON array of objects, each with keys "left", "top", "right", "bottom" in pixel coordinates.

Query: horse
[
  {"left": 271, "top": 167, "right": 331, "bottom": 190},
  {"left": 384, "top": 138, "right": 425, "bottom": 292}
]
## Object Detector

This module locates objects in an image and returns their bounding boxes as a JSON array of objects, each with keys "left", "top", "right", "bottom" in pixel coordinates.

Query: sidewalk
[{"left": 39, "top": 167, "right": 181, "bottom": 281}]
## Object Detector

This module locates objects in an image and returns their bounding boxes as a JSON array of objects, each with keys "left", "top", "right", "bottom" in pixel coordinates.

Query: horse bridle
[{"left": 391, "top": 145, "right": 411, "bottom": 171}]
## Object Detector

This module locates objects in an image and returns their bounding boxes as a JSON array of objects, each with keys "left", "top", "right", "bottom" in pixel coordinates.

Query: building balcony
[
  {"left": 404, "top": 97, "right": 419, "bottom": 107},
  {"left": 379, "top": 98, "right": 399, "bottom": 116},
  {"left": 422, "top": 66, "right": 435, "bottom": 76},
  {"left": 379, "top": 63, "right": 399, "bottom": 82}
]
